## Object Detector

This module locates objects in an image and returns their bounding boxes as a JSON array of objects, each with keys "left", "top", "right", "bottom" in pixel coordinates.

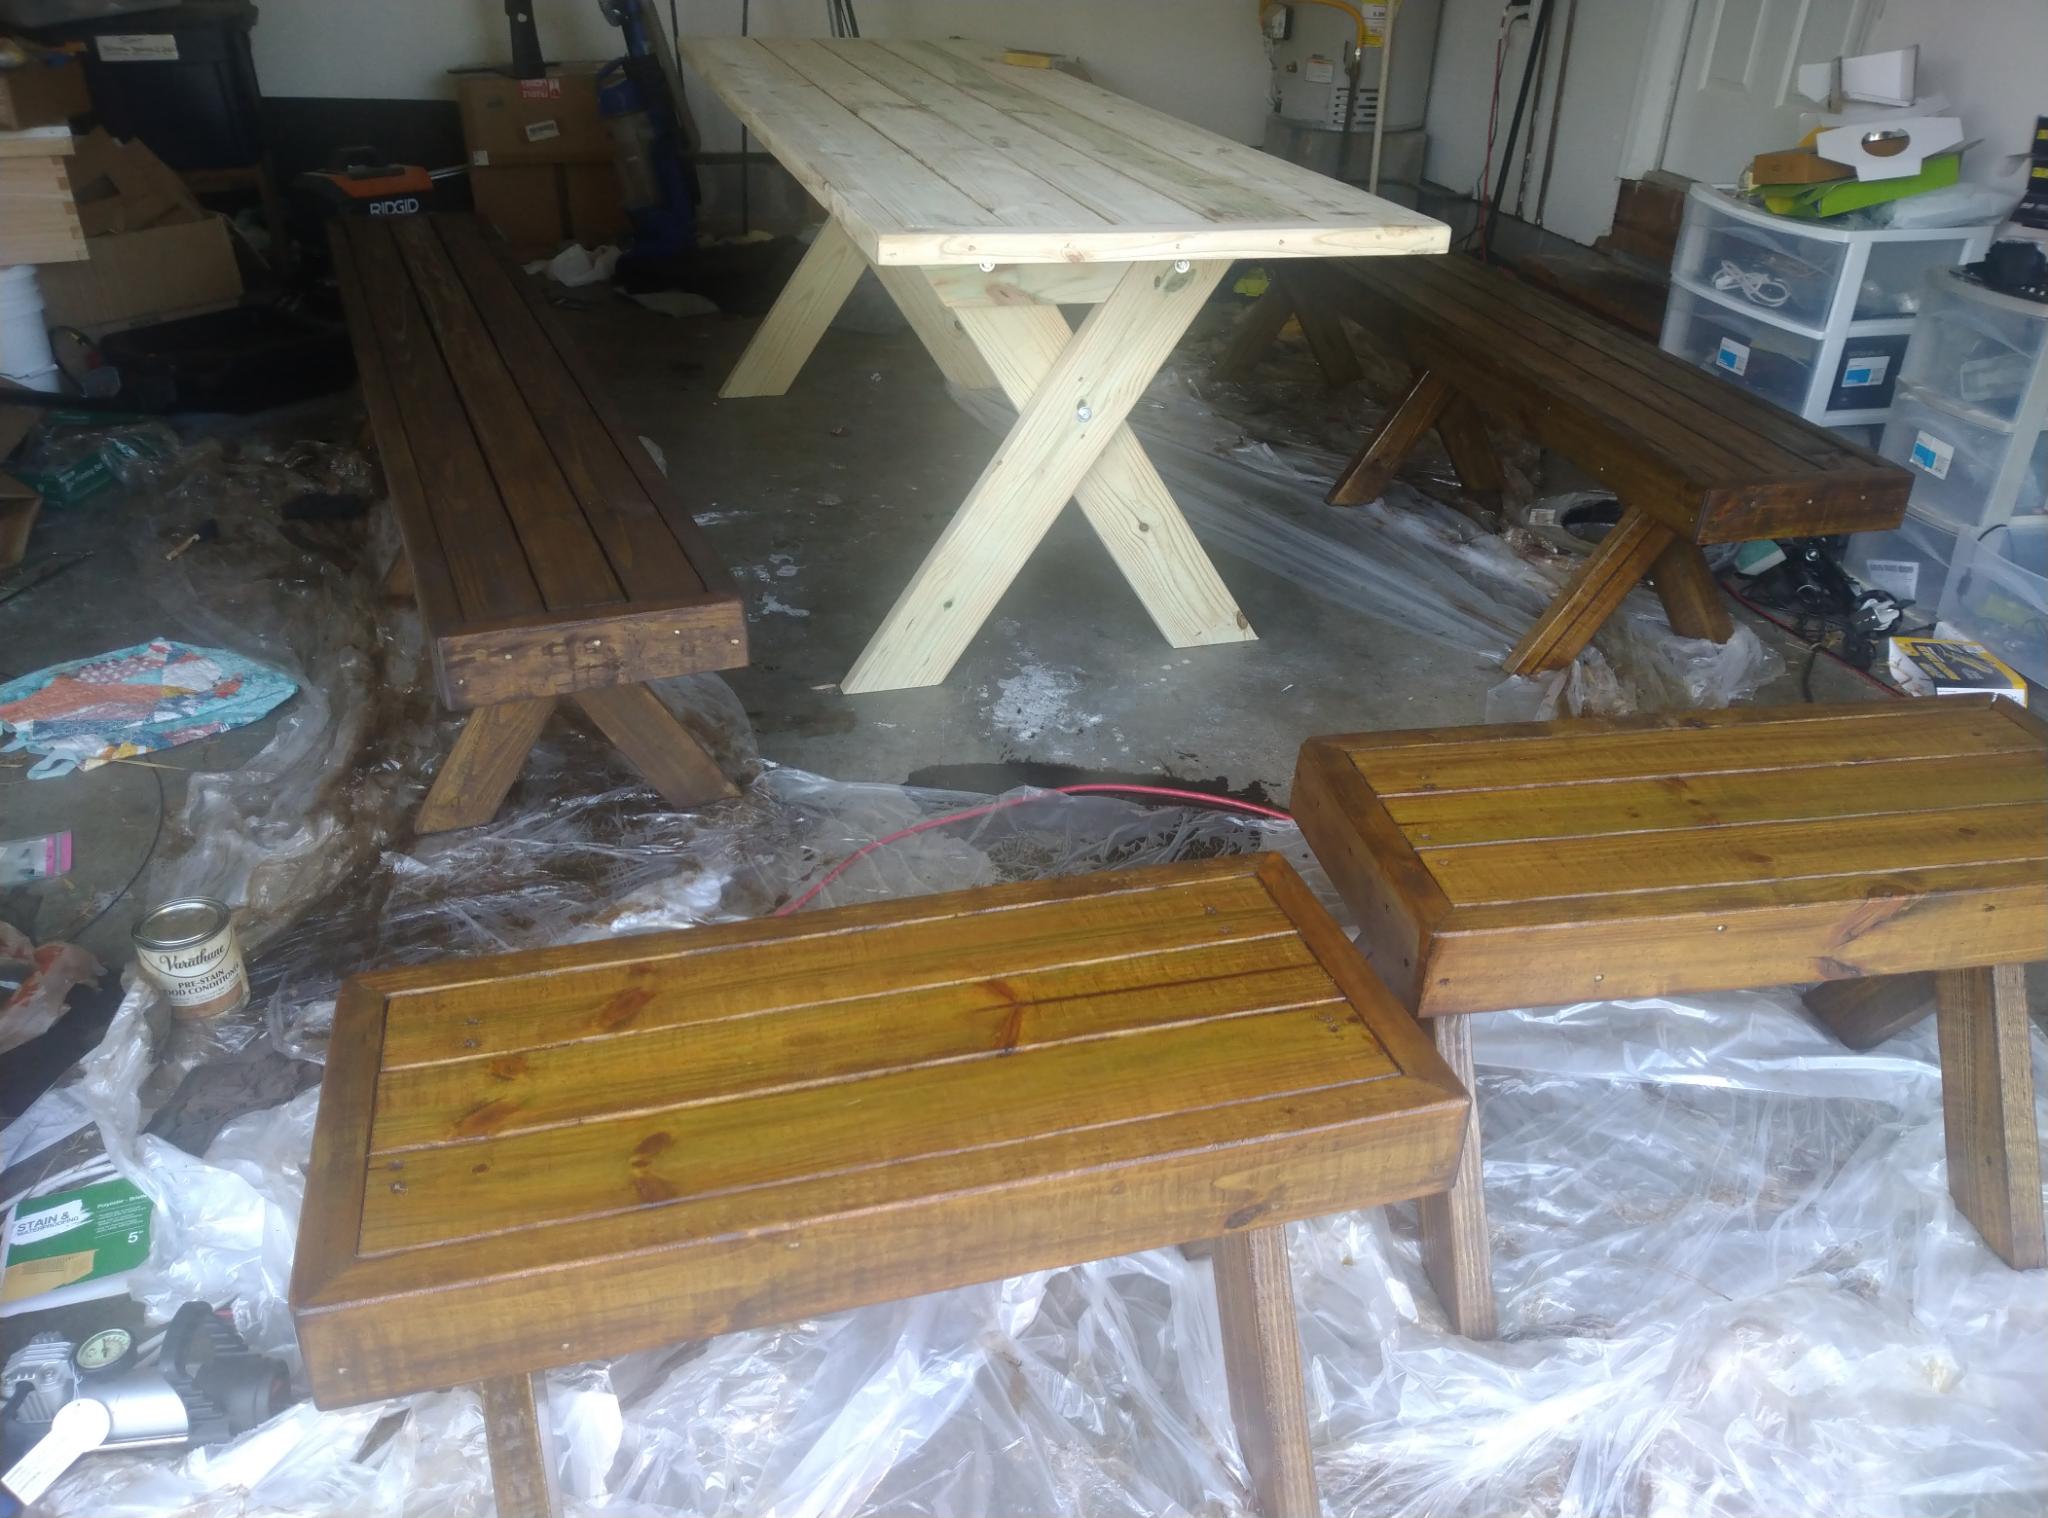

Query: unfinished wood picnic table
[{"left": 677, "top": 36, "right": 1449, "bottom": 692}]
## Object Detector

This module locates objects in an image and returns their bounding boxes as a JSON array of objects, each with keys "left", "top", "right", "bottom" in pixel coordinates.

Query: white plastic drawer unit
[
  {"left": 1845, "top": 510, "right": 1961, "bottom": 614},
  {"left": 1942, "top": 518, "right": 2048, "bottom": 687},
  {"left": 1897, "top": 280, "right": 2048, "bottom": 427},
  {"left": 1886, "top": 385, "right": 2048, "bottom": 530},
  {"left": 1662, "top": 284, "right": 1820, "bottom": 415},
  {"left": 1672, "top": 192, "right": 1848, "bottom": 329}
]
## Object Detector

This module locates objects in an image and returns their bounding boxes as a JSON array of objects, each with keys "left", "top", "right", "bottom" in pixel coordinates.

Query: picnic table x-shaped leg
[{"left": 718, "top": 218, "right": 1257, "bottom": 692}]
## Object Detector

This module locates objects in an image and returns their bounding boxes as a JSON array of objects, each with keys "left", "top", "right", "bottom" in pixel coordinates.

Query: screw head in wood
[
  {"left": 1076, "top": 402, "right": 1093, "bottom": 422},
  {"left": 1173, "top": 259, "right": 1191, "bottom": 273},
  {"left": 978, "top": 259, "right": 996, "bottom": 272}
]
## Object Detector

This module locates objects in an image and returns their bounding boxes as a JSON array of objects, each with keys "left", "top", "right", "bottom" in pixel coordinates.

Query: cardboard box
[
  {"left": 0, "top": 55, "right": 92, "bottom": 131},
  {"left": 37, "top": 215, "right": 242, "bottom": 329},
  {"left": 0, "top": 472, "right": 39, "bottom": 569},
  {"left": 456, "top": 62, "right": 613, "bottom": 166},
  {"left": 34, "top": 129, "right": 242, "bottom": 330},
  {"left": 1750, "top": 146, "right": 1852, "bottom": 185},
  {"left": 471, "top": 161, "right": 626, "bottom": 251}
]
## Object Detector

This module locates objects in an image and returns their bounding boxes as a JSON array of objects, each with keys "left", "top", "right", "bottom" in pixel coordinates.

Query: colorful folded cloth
[{"left": 0, "top": 639, "right": 296, "bottom": 779}]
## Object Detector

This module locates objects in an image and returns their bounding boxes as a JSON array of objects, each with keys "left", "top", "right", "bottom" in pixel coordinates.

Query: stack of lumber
[{"left": 0, "top": 126, "right": 85, "bottom": 267}]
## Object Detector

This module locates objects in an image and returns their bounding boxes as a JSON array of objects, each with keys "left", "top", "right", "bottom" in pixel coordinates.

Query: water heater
[{"left": 1262, "top": 0, "right": 1444, "bottom": 197}]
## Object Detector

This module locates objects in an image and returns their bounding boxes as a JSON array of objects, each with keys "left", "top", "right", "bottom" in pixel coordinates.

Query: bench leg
[
  {"left": 1418, "top": 1016, "right": 1498, "bottom": 1337},
  {"left": 1214, "top": 285, "right": 1295, "bottom": 382},
  {"left": 381, "top": 552, "right": 415, "bottom": 603},
  {"left": 1649, "top": 537, "right": 1734, "bottom": 642},
  {"left": 1804, "top": 973, "right": 1938, "bottom": 1050},
  {"left": 480, "top": 1371, "right": 564, "bottom": 1518},
  {"left": 418, "top": 698, "right": 556, "bottom": 834},
  {"left": 1434, "top": 397, "right": 1504, "bottom": 507},
  {"left": 1272, "top": 265, "right": 1361, "bottom": 388},
  {"left": 719, "top": 217, "right": 870, "bottom": 398},
  {"left": 576, "top": 684, "right": 738, "bottom": 808},
  {"left": 1328, "top": 370, "right": 1453, "bottom": 506},
  {"left": 1504, "top": 503, "right": 1674, "bottom": 675},
  {"left": 1212, "top": 1225, "right": 1319, "bottom": 1518},
  {"left": 1936, "top": 964, "right": 2046, "bottom": 1269}
]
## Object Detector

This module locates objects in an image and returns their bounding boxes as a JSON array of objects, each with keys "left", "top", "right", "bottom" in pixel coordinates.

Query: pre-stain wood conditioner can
[{"left": 134, "top": 897, "right": 248, "bottom": 1019}]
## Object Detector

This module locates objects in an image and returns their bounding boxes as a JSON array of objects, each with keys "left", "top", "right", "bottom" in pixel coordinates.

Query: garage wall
[
  {"left": 1864, "top": 0, "right": 2045, "bottom": 195},
  {"left": 250, "top": 0, "right": 1271, "bottom": 148}
]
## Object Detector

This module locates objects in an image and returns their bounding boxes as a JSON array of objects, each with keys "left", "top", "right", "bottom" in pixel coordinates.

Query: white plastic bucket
[{"left": 0, "top": 265, "right": 60, "bottom": 392}]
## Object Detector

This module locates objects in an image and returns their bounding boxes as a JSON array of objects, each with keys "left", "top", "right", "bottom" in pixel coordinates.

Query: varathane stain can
[{"left": 134, "top": 898, "right": 248, "bottom": 1019}]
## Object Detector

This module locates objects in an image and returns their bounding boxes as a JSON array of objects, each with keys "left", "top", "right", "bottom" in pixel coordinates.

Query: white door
[{"left": 1660, "top": 0, "right": 1875, "bottom": 184}]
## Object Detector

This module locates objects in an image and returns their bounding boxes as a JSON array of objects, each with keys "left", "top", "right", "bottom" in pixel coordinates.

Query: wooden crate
[{"left": 0, "top": 127, "right": 85, "bottom": 267}]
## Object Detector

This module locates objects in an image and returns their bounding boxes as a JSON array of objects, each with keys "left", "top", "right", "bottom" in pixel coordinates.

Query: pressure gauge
[{"left": 73, "top": 1325, "right": 135, "bottom": 1374}]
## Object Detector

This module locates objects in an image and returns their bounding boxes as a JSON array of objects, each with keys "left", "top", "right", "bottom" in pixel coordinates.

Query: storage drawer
[
  {"left": 1845, "top": 511, "right": 1959, "bottom": 615},
  {"left": 1896, "top": 290, "right": 2048, "bottom": 425},
  {"left": 1662, "top": 285, "right": 1819, "bottom": 415},
  {"left": 1672, "top": 196, "right": 1845, "bottom": 331},
  {"left": 1883, "top": 387, "right": 2046, "bottom": 528},
  {"left": 1941, "top": 518, "right": 2048, "bottom": 686},
  {"left": 1858, "top": 237, "right": 1983, "bottom": 319},
  {"left": 1827, "top": 332, "right": 1911, "bottom": 413}
]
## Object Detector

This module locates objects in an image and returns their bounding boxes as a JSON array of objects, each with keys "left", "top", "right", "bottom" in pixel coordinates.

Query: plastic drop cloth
[
  {"left": 10, "top": 384, "right": 2042, "bottom": 1518},
  {"left": 950, "top": 369, "right": 1783, "bottom": 720}
]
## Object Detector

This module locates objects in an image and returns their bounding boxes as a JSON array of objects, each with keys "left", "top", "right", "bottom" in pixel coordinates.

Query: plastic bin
[
  {"left": 1884, "top": 384, "right": 2048, "bottom": 530},
  {"left": 1662, "top": 283, "right": 1820, "bottom": 415},
  {"left": 1895, "top": 282, "right": 2048, "bottom": 426},
  {"left": 1940, "top": 517, "right": 2048, "bottom": 685},
  {"left": 1674, "top": 194, "right": 1846, "bottom": 330},
  {"left": 42, "top": 1, "right": 262, "bottom": 172},
  {"left": 1857, "top": 236, "right": 1991, "bottom": 319},
  {"left": 1845, "top": 510, "right": 1961, "bottom": 615}
]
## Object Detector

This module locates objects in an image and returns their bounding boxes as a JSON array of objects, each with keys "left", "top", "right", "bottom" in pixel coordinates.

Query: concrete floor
[{"left": 1, "top": 270, "right": 1876, "bottom": 980}]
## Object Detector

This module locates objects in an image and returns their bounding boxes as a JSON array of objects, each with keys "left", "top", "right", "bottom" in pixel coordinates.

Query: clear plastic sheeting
[
  {"left": 48, "top": 941, "right": 2048, "bottom": 1516},
  {"left": 952, "top": 372, "right": 1783, "bottom": 719}
]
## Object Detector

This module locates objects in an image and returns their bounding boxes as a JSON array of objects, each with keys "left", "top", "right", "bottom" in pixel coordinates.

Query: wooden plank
[
  {"left": 1273, "top": 263, "right": 1362, "bottom": 388},
  {"left": 301, "top": 1074, "right": 1463, "bottom": 1403},
  {"left": 573, "top": 683, "right": 737, "bottom": 810},
  {"left": 835, "top": 41, "right": 1207, "bottom": 225},
  {"left": 1385, "top": 750, "right": 2048, "bottom": 847},
  {"left": 343, "top": 221, "right": 542, "bottom": 623},
  {"left": 502, "top": 235, "right": 744, "bottom": 602},
  {"left": 1504, "top": 506, "right": 1674, "bottom": 675},
  {"left": 924, "top": 262, "right": 1127, "bottom": 308},
  {"left": 1212, "top": 1226, "right": 1319, "bottom": 1517},
  {"left": 381, "top": 874, "right": 1286, "bottom": 1066},
  {"left": 329, "top": 225, "right": 464, "bottom": 641},
  {"left": 431, "top": 216, "right": 708, "bottom": 600},
  {"left": 388, "top": 217, "right": 624, "bottom": 609},
  {"left": 415, "top": 699, "right": 555, "bottom": 835},
  {"left": 435, "top": 594, "right": 747, "bottom": 710},
  {"left": 676, "top": 37, "right": 998, "bottom": 264},
  {"left": 947, "top": 297, "right": 1252, "bottom": 648},
  {"left": 0, "top": 156, "right": 85, "bottom": 264},
  {"left": 286, "top": 983, "right": 389, "bottom": 1310},
  {"left": 1803, "top": 974, "right": 1937, "bottom": 1050},
  {"left": 935, "top": 40, "right": 1444, "bottom": 233},
  {"left": 1328, "top": 370, "right": 1452, "bottom": 505},
  {"left": 719, "top": 215, "right": 870, "bottom": 398},
  {"left": 0, "top": 125, "right": 74, "bottom": 158},
  {"left": 1650, "top": 537, "right": 1734, "bottom": 642},
  {"left": 1290, "top": 742, "right": 1448, "bottom": 1013},
  {"left": 369, "top": 952, "right": 1339, "bottom": 1153},
  {"left": 772, "top": 39, "right": 1107, "bottom": 228},
  {"left": 1417, "top": 1016, "right": 1495, "bottom": 1337},
  {"left": 1421, "top": 861, "right": 2048, "bottom": 1015},
  {"left": 873, "top": 41, "right": 1304, "bottom": 228},
  {"left": 1420, "top": 801, "right": 2048, "bottom": 904},
  {"left": 1935, "top": 963, "right": 2046, "bottom": 1269},
  {"left": 357, "top": 1001, "right": 1398, "bottom": 1254},
  {"left": 1346, "top": 705, "right": 2029, "bottom": 795},
  {"left": 841, "top": 258, "right": 1227, "bottom": 692},
  {"left": 480, "top": 1372, "right": 563, "bottom": 1518}
]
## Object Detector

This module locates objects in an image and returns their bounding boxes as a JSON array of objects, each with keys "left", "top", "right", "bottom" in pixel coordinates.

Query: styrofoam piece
[{"left": 1815, "top": 115, "right": 1965, "bottom": 181}]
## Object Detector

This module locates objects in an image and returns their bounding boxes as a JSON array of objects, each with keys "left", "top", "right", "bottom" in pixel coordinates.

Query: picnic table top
[{"left": 677, "top": 36, "right": 1450, "bottom": 267}]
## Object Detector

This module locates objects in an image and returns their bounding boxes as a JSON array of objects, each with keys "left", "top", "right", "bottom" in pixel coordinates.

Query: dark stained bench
[
  {"left": 332, "top": 215, "right": 748, "bottom": 832},
  {"left": 1226, "top": 254, "right": 1913, "bottom": 676}
]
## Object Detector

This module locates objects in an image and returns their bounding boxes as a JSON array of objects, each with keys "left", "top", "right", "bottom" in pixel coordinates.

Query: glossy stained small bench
[
  {"left": 1293, "top": 697, "right": 2048, "bottom": 1337},
  {"left": 289, "top": 855, "right": 1470, "bottom": 1517}
]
